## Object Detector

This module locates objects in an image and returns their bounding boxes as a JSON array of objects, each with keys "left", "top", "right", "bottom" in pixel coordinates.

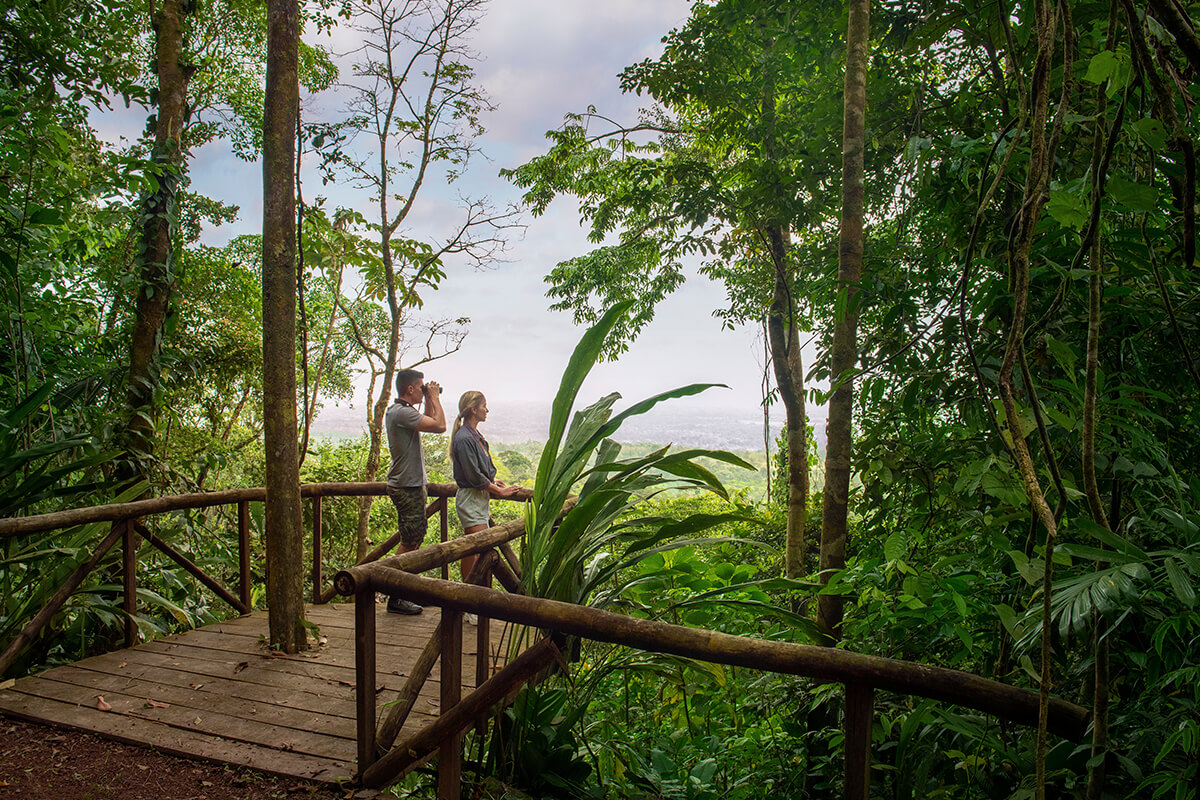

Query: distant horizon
[{"left": 312, "top": 398, "right": 826, "bottom": 453}]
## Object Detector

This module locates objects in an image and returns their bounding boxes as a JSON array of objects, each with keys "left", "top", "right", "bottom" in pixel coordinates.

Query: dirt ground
[{"left": 0, "top": 717, "right": 388, "bottom": 800}]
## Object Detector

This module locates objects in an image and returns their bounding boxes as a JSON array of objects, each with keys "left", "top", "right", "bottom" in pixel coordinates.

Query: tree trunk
[
  {"left": 765, "top": 229, "right": 808, "bottom": 580},
  {"left": 818, "top": 0, "right": 869, "bottom": 642},
  {"left": 121, "top": 0, "right": 191, "bottom": 479},
  {"left": 262, "top": 0, "right": 306, "bottom": 654},
  {"left": 355, "top": 373, "right": 394, "bottom": 560},
  {"left": 997, "top": 0, "right": 1060, "bottom": 794},
  {"left": 759, "top": 52, "right": 808, "bottom": 579}
]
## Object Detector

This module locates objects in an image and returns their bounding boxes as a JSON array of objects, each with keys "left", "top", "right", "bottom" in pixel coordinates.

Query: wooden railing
[
  {"left": 0, "top": 482, "right": 517, "bottom": 676},
  {"left": 2, "top": 487, "right": 1092, "bottom": 800},
  {"left": 335, "top": 516, "right": 1091, "bottom": 800},
  {"left": 333, "top": 510, "right": 564, "bottom": 796}
]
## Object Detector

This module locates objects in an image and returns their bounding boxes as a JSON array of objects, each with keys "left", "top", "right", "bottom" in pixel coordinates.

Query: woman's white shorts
[{"left": 455, "top": 486, "right": 492, "bottom": 528}]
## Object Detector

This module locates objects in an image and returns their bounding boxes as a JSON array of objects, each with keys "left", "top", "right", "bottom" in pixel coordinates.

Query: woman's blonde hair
[{"left": 449, "top": 391, "right": 487, "bottom": 458}]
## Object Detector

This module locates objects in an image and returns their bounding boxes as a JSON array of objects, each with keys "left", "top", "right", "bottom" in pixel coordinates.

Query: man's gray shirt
[{"left": 385, "top": 402, "right": 425, "bottom": 489}]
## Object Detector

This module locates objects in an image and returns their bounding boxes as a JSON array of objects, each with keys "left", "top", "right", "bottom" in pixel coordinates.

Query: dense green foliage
[{"left": 494, "top": 0, "right": 1200, "bottom": 797}]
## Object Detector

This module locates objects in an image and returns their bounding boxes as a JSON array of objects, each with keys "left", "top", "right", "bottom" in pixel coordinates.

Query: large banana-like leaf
[
  {"left": 520, "top": 304, "right": 756, "bottom": 609},
  {"left": 534, "top": 303, "right": 632, "bottom": 508}
]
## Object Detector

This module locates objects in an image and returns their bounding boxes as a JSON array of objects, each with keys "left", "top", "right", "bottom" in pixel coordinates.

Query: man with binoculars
[{"left": 383, "top": 368, "right": 446, "bottom": 614}]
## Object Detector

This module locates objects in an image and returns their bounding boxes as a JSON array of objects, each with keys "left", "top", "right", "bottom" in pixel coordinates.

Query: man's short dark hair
[{"left": 395, "top": 368, "right": 424, "bottom": 396}]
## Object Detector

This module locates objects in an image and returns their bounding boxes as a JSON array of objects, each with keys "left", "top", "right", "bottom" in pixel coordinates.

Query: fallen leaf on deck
[
  {"left": 96, "top": 696, "right": 112, "bottom": 711},
  {"left": 427, "top": 699, "right": 439, "bottom": 707},
  {"left": 233, "top": 661, "right": 248, "bottom": 673},
  {"left": 145, "top": 700, "right": 169, "bottom": 709},
  {"left": 0, "top": 678, "right": 15, "bottom": 691},
  {"left": 189, "top": 683, "right": 205, "bottom": 690},
  {"left": 192, "top": 716, "right": 203, "bottom": 725}
]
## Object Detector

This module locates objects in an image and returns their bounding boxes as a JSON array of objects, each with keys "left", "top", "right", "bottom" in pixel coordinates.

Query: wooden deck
[{"left": 0, "top": 602, "right": 524, "bottom": 784}]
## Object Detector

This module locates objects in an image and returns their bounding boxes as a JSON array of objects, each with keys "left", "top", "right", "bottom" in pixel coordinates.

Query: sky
[{"left": 95, "top": 0, "right": 815, "bottom": 444}]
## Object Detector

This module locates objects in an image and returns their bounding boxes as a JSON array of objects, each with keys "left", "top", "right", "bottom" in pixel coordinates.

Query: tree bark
[
  {"left": 765, "top": 230, "right": 808, "bottom": 580},
  {"left": 995, "top": 0, "right": 1060, "bottom": 794},
  {"left": 818, "top": 0, "right": 869, "bottom": 642},
  {"left": 759, "top": 45, "right": 808, "bottom": 580},
  {"left": 262, "top": 0, "right": 306, "bottom": 654},
  {"left": 122, "top": 0, "right": 191, "bottom": 479}
]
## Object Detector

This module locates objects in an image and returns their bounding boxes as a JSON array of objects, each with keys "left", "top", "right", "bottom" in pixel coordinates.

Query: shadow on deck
[{"left": 0, "top": 602, "right": 523, "bottom": 784}]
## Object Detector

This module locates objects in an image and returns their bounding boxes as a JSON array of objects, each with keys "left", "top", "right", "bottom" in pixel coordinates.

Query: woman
[{"left": 450, "top": 391, "right": 520, "bottom": 590}]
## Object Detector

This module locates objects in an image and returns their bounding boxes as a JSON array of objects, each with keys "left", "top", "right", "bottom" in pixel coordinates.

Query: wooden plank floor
[{"left": 0, "top": 602, "right": 528, "bottom": 784}]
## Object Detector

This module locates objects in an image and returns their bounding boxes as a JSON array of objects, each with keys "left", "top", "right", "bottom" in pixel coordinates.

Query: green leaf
[
  {"left": 1043, "top": 335, "right": 1077, "bottom": 375},
  {"left": 884, "top": 530, "right": 908, "bottom": 562},
  {"left": 1133, "top": 118, "right": 1168, "bottom": 150},
  {"left": 1076, "top": 518, "right": 1151, "bottom": 560},
  {"left": 0, "top": 250, "right": 17, "bottom": 281},
  {"left": 1046, "top": 190, "right": 1089, "bottom": 229},
  {"left": 1007, "top": 550, "right": 1043, "bottom": 585},
  {"left": 1107, "top": 177, "right": 1159, "bottom": 213},
  {"left": 26, "top": 206, "right": 63, "bottom": 226},
  {"left": 1083, "top": 50, "right": 1118, "bottom": 84},
  {"left": 1164, "top": 558, "right": 1196, "bottom": 607},
  {"left": 533, "top": 301, "right": 633, "bottom": 508}
]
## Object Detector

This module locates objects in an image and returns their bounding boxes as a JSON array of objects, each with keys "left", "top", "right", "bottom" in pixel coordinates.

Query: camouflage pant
[{"left": 387, "top": 484, "right": 428, "bottom": 548}]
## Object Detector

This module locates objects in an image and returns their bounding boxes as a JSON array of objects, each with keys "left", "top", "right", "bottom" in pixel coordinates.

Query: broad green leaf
[
  {"left": 1133, "top": 117, "right": 1169, "bottom": 150},
  {"left": 1107, "top": 177, "right": 1159, "bottom": 213},
  {"left": 1083, "top": 50, "right": 1118, "bottom": 84},
  {"left": 1076, "top": 518, "right": 1151, "bottom": 559},
  {"left": 884, "top": 530, "right": 908, "bottom": 562},
  {"left": 1164, "top": 558, "right": 1196, "bottom": 607},
  {"left": 1046, "top": 190, "right": 1089, "bottom": 230}
]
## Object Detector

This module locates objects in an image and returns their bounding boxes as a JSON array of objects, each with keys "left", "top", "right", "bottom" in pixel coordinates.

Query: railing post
[
  {"left": 238, "top": 500, "right": 251, "bottom": 611},
  {"left": 356, "top": 585, "right": 377, "bottom": 777},
  {"left": 476, "top": 562, "right": 492, "bottom": 689},
  {"left": 312, "top": 495, "right": 323, "bottom": 604},
  {"left": 122, "top": 520, "right": 137, "bottom": 647},
  {"left": 439, "top": 606, "right": 463, "bottom": 800},
  {"left": 439, "top": 497, "right": 450, "bottom": 581},
  {"left": 844, "top": 683, "right": 874, "bottom": 800}
]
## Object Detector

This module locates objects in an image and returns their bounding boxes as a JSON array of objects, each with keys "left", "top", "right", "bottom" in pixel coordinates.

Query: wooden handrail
[
  {"left": 0, "top": 482, "right": 532, "bottom": 680},
  {"left": 334, "top": 497, "right": 573, "bottom": 591},
  {"left": 347, "top": 568, "right": 1091, "bottom": 742},
  {"left": 0, "top": 482, "right": 538, "bottom": 537}
]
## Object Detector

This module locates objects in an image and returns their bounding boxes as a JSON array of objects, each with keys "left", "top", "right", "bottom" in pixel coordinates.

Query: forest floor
[{"left": 0, "top": 717, "right": 391, "bottom": 800}]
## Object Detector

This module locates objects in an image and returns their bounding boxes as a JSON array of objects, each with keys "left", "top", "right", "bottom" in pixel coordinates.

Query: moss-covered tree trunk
[
  {"left": 818, "top": 0, "right": 869, "bottom": 642},
  {"left": 122, "top": 0, "right": 191, "bottom": 478},
  {"left": 262, "top": 0, "right": 305, "bottom": 654}
]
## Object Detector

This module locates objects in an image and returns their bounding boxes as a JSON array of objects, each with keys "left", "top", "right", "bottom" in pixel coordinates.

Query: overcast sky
[{"left": 97, "top": 0, "right": 815, "bottom": 438}]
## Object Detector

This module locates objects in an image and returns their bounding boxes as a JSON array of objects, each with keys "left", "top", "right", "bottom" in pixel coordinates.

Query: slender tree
[
  {"left": 262, "top": 0, "right": 305, "bottom": 653},
  {"left": 503, "top": 1, "right": 843, "bottom": 574},
  {"left": 339, "top": 0, "right": 517, "bottom": 557},
  {"left": 817, "top": 0, "right": 869, "bottom": 642}
]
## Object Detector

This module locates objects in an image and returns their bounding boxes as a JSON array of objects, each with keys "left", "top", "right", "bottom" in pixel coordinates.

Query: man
[{"left": 384, "top": 368, "right": 446, "bottom": 614}]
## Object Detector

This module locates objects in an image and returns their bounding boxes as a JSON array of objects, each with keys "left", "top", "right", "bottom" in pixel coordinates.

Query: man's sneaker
[
  {"left": 464, "top": 613, "right": 478, "bottom": 625},
  {"left": 386, "top": 597, "right": 422, "bottom": 615}
]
